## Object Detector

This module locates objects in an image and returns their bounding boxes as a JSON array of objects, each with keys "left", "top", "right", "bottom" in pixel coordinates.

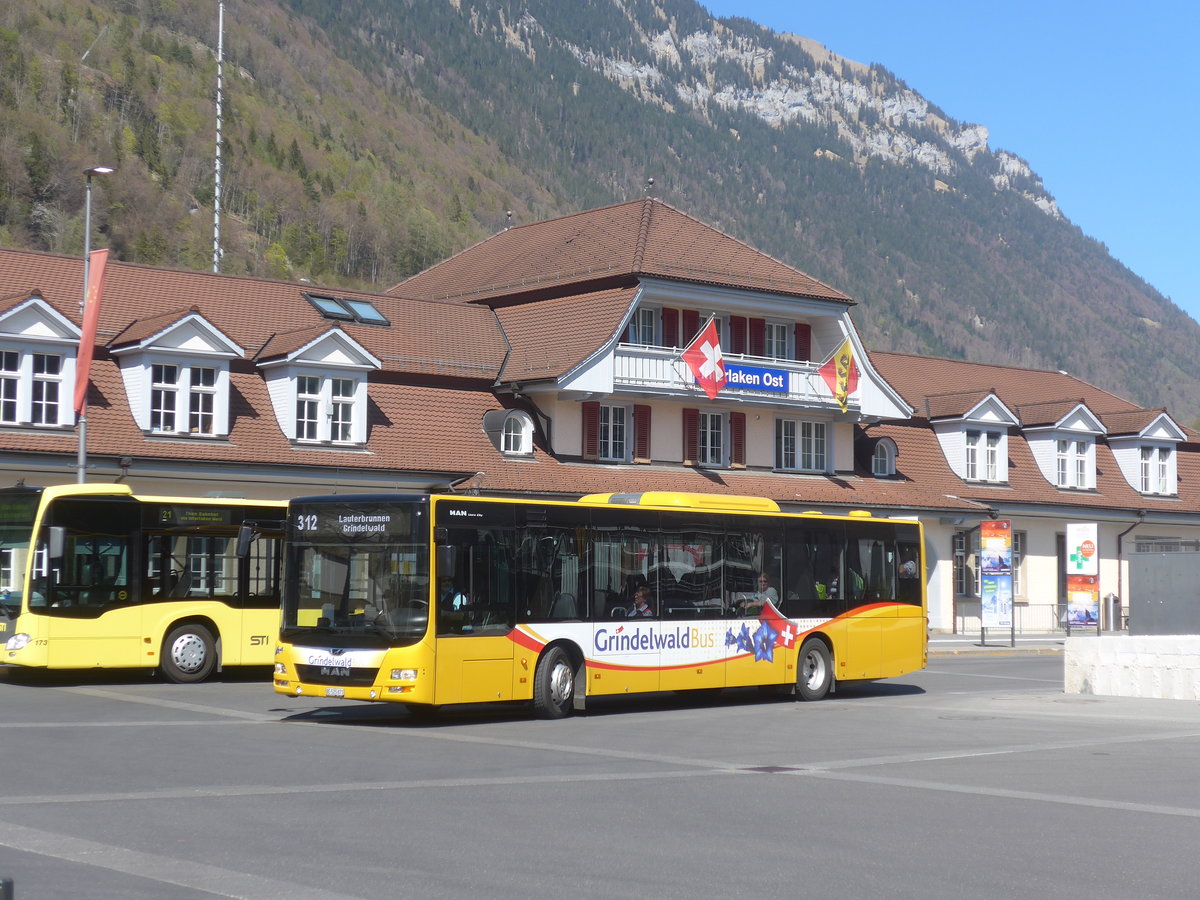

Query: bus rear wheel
[
  {"left": 533, "top": 646, "right": 576, "bottom": 719},
  {"left": 796, "top": 637, "right": 832, "bottom": 701},
  {"left": 161, "top": 623, "right": 216, "bottom": 683}
]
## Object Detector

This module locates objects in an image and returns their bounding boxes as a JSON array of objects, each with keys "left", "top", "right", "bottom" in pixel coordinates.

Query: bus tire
[
  {"left": 796, "top": 637, "right": 832, "bottom": 701},
  {"left": 533, "top": 646, "right": 576, "bottom": 719},
  {"left": 161, "top": 623, "right": 217, "bottom": 683}
]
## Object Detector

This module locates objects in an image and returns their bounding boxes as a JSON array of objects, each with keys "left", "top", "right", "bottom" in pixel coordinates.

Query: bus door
[
  {"left": 433, "top": 517, "right": 516, "bottom": 704},
  {"left": 656, "top": 519, "right": 728, "bottom": 691},
  {"left": 39, "top": 498, "right": 143, "bottom": 669},
  {"left": 588, "top": 512, "right": 660, "bottom": 695},
  {"left": 841, "top": 523, "right": 897, "bottom": 680},
  {"left": 716, "top": 520, "right": 786, "bottom": 689}
]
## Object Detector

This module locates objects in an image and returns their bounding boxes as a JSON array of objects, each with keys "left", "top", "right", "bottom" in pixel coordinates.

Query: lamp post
[{"left": 77, "top": 165, "right": 113, "bottom": 484}]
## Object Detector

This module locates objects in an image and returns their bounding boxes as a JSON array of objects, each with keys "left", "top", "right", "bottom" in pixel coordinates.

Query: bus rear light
[
  {"left": 391, "top": 668, "right": 418, "bottom": 680},
  {"left": 5, "top": 633, "right": 30, "bottom": 651}
]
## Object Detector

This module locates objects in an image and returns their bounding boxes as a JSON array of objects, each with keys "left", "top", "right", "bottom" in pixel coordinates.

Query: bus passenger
[{"left": 628, "top": 584, "right": 654, "bottom": 617}]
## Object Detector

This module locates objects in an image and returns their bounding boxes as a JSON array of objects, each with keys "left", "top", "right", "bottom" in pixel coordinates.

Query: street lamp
[{"left": 76, "top": 165, "right": 114, "bottom": 484}]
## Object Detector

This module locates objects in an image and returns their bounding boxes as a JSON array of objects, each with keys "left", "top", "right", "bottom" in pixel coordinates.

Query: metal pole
[{"left": 76, "top": 171, "right": 94, "bottom": 484}]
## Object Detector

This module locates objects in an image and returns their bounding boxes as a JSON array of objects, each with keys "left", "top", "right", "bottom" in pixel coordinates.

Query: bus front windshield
[
  {"left": 282, "top": 498, "right": 429, "bottom": 646},
  {"left": 0, "top": 489, "right": 42, "bottom": 616}
]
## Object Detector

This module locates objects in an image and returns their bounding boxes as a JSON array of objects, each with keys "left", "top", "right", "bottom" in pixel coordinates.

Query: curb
[{"left": 929, "top": 646, "right": 1064, "bottom": 658}]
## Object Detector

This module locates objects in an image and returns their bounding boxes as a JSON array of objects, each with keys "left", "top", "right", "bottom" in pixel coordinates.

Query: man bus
[{"left": 272, "top": 491, "right": 926, "bottom": 717}]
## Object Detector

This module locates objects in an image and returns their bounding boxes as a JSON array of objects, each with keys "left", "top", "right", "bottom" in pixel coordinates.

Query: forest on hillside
[{"left": 2, "top": 0, "right": 1198, "bottom": 422}]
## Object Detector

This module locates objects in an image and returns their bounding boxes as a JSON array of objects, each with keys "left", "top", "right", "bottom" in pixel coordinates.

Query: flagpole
[{"left": 77, "top": 166, "right": 112, "bottom": 483}]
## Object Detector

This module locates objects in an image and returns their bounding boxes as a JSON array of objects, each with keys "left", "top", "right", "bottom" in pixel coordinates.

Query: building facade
[{"left": 2, "top": 199, "right": 1195, "bottom": 632}]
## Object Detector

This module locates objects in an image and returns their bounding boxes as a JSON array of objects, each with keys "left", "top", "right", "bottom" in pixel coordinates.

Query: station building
[{"left": 2, "top": 198, "right": 1195, "bottom": 632}]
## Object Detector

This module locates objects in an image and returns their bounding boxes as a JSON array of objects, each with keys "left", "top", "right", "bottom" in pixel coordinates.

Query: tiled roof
[
  {"left": 923, "top": 390, "right": 996, "bottom": 420},
  {"left": 392, "top": 198, "right": 852, "bottom": 305},
  {"left": 1099, "top": 408, "right": 1169, "bottom": 437},
  {"left": 872, "top": 351, "right": 1140, "bottom": 415},
  {"left": 0, "top": 248, "right": 509, "bottom": 381},
  {"left": 496, "top": 286, "right": 638, "bottom": 383},
  {"left": 1015, "top": 399, "right": 1089, "bottom": 428}
]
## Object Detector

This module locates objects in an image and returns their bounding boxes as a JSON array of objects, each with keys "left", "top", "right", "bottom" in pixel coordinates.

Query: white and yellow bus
[
  {"left": 273, "top": 491, "right": 926, "bottom": 717},
  {"left": 0, "top": 483, "right": 284, "bottom": 682}
]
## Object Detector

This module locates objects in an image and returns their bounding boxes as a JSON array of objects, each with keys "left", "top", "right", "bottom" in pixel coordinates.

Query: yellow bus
[
  {"left": 273, "top": 491, "right": 926, "bottom": 717},
  {"left": 0, "top": 483, "right": 284, "bottom": 682}
]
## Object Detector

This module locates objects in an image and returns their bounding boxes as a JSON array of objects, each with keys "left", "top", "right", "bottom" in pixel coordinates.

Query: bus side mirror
[
  {"left": 47, "top": 526, "right": 66, "bottom": 560},
  {"left": 236, "top": 524, "right": 254, "bottom": 558}
]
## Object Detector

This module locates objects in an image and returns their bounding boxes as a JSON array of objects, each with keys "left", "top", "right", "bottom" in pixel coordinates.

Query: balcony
[{"left": 612, "top": 343, "right": 853, "bottom": 411}]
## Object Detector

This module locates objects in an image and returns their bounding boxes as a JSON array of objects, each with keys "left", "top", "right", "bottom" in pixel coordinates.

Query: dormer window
[
  {"left": 0, "top": 295, "right": 80, "bottom": 429},
  {"left": 1140, "top": 446, "right": 1171, "bottom": 495},
  {"left": 872, "top": 439, "right": 896, "bottom": 476},
  {"left": 502, "top": 412, "right": 533, "bottom": 455},
  {"left": 256, "top": 327, "right": 379, "bottom": 447},
  {"left": 965, "top": 430, "right": 1004, "bottom": 483},
  {"left": 294, "top": 374, "right": 358, "bottom": 444},
  {"left": 1056, "top": 439, "right": 1090, "bottom": 489}
]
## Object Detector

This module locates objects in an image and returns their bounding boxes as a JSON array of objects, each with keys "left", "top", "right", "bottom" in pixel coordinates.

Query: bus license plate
[{"left": 325, "top": 687, "right": 345, "bottom": 698}]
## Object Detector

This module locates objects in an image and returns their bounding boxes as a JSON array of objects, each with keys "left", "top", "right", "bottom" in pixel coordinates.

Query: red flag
[
  {"left": 818, "top": 337, "right": 859, "bottom": 412},
  {"left": 681, "top": 316, "right": 725, "bottom": 400},
  {"left": 74, "top": 249, "right": 109, "bottom": 415},
  {"left": 759, "top": 600, "right": 802, "bottom": 650}
]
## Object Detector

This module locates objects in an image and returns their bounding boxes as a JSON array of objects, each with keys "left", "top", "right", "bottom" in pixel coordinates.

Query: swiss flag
[
  {"left": 682, "top": 316, "right": 725, "bottom": 400},
  {"left": 760, "top": 600, "right": 801, "bottom": 650}
]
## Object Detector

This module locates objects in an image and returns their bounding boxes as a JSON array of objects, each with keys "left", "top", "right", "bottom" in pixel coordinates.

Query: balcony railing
[{"left": 613, "top": 342, "right": 852, "bottom": 409}]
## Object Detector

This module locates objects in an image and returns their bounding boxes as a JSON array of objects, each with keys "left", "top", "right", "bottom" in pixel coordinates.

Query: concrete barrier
[{"left": 1064, "top": 635, "right": 1200, "bottom": 700}]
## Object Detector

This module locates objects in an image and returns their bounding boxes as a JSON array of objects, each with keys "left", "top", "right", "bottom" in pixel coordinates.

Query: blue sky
[{"left": 702, "top": 0, "right": 1199, "bottom": 323}]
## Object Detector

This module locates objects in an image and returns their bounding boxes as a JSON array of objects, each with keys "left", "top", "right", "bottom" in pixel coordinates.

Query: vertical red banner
[{"left": 74, "top": 249, "right": 109, "bottom": 415}]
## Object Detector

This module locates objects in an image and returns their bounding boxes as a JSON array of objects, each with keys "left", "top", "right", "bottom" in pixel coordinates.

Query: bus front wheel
[
  {"left": 533, "top": 646, "right": 576, "bottom": 719},
  {"left": 161, "top": 623, "right": 216, "bottom": 683},
  {"left": 796, "top": 637, "right": 832, "bottom": 701}
]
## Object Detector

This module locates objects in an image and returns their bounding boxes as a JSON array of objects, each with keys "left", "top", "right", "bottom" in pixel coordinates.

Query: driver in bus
[
  {"left": 736, "top": 573, "right": 779, "bottom": 614},
  {"left": 439, "top": 577, "right": 468, "bottom": 611}
]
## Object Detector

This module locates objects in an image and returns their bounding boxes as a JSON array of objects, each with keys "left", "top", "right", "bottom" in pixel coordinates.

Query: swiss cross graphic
[{"left": 681, "top": 317, "right": 725, "bottom": 400}]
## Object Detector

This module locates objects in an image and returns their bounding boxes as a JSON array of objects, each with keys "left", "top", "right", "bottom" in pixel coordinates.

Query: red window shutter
[
  {"left": 661, "top": 308, "right": 679, "bottom": 348},
  {"left": 582, "top": 401, "right": 600, "bottom": 462},
  {"left": 729, "top": 316, "right": 746, "bottom": 355},
  {"left": 730, "top": 412, "right": 746, "bottom": 467},
  {"left": 749, "top": 319, "right": 766, "bottom": 357},
  {"left": 794, "top": 323, "right": 812, "bottom": 361},
  {"left": 682, "top": 408, "right": 699, "bottom": 466},
  {"left": 682, "top": 309, "right": 700, "bottom": 345},
  {"left": 633, "top": 404, "right": 652, "bottom": 462}
]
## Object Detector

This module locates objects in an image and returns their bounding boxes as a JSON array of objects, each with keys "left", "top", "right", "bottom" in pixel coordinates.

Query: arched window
[
  {"left": 501, "top": 412, "right": 533, "bottom": 455},
  {"left": 872, "top": 439, "right": 896, "bottom": 477}
]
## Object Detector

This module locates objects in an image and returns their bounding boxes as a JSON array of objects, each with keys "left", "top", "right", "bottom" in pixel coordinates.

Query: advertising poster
[
  {"left": 1066, "top": 522, "right": 1098, "bottom": 576},
  {"left": 980, "top": 521, "right": 1012, "bottom": 628},
  {"left": 1066, "top": 574, "right": 1100, "bottom": 626}
]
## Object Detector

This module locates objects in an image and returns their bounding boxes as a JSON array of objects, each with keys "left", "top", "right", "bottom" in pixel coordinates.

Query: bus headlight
[
  {"left": 274, "top": 663, "right": 287, "bottom": 674},
  {"left": 391, "top": 668, "right": 417, "bottom": 680},
  {"left": 6, "top": 633, "right": 31, "bottom": 651}
]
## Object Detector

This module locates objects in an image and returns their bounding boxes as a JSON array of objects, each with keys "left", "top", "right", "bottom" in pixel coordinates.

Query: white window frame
[
  {"left": 30, "top": 353, "right": 63, "bottom": 426},
  {"left": 501, "top": 412, "right": 534, "bottom": 456},
  {"left": 627, "top": 307, "right": 657, "bottom": 346},
  {"left": 764, "top": 321, "right": 788, "bottom": 359},
  {"left": 599, "top": 404, "right": 628, "bottom": 462},
  {"left": 151, "top": 363, "right": 180, "bottom": 433},
  {"left": 1056, "top": 438, "right": 1091, "bottom": 488},
  {"left": 1140, "top": 445, "right": 1172, "bottom": 495},
  {"left": 188, "top": 366, "right": 217, "bottom": 435},
  {"left": 872, "top": 441, "right": 895, "bottom": 477},
  {"left": 777, "top": 418, "right": 827, "bottom": 473},
  {"left": 0, "top": 345, "right": 74, "bottom": 428},
  {"left": 698, "top": 411, "right": 724, "bottom": 467},
  {"left": 965, "top": 431, "right": 980, "bottom": 480}
]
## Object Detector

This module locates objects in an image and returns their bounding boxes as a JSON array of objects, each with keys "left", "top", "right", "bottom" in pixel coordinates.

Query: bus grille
[{"left": 295, "top": 665, "right": 378, "bottom": 687}]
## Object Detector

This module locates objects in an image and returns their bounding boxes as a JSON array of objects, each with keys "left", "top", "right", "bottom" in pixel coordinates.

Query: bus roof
[{"left": 578, "top": 492, "right": 781, "bottom": 513}]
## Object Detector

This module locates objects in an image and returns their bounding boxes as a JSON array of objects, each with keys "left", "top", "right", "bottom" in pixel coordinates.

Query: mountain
[{"left": 3, "top": 0, "right": 1198, "bottom": 421}]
